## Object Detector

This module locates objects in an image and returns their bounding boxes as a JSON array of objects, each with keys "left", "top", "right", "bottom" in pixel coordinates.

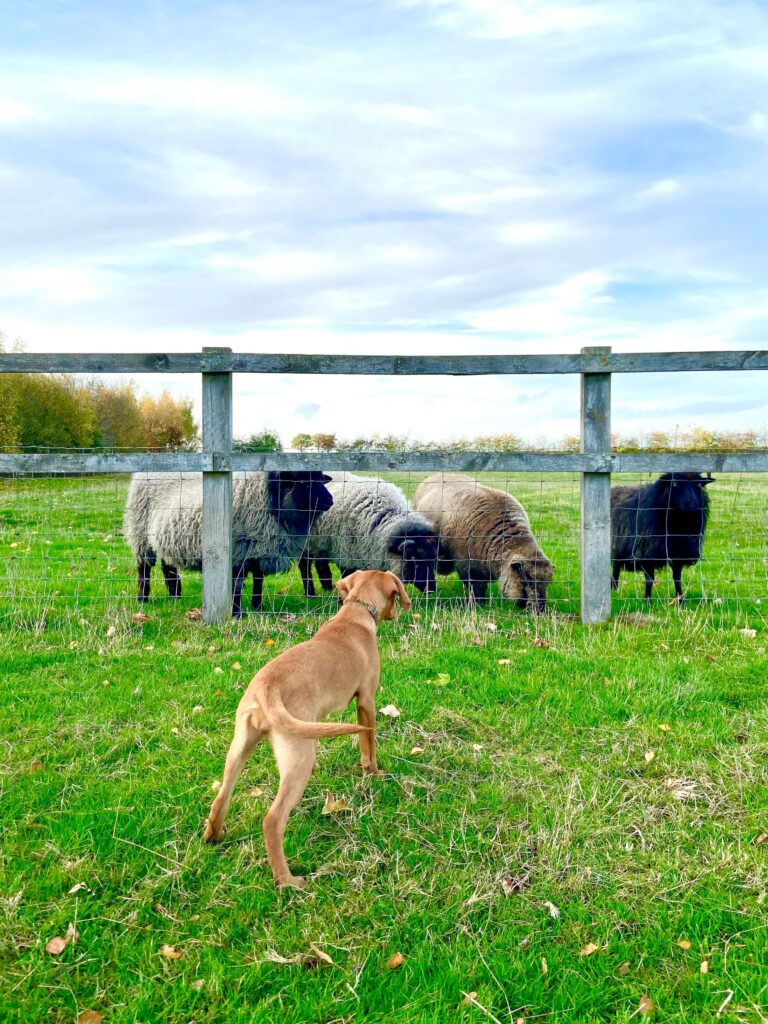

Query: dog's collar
[{"left": 343, "top": 599, "right": 378, "bottom": 621}]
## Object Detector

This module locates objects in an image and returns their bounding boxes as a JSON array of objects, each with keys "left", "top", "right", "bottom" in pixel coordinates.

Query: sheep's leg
[
  {"left": 315, "top": 559, "right": 334, "bottom": 591},
  {"left": 460, "top": 568, "right": 488, "bottom": 605},
  {"left": 161, "top": 560, "right": 182, "bottom": 598},
  {"left": 137, "top": 551, "right": 156, "bottom": 603},
  {"left": 611, "top": 563, "right": 620, "bottom": 590},
  {"left": 298, "top": 552, "right": 316, "bottom": 597},
  {"left": 643, "top": 570, "right": 655, "bottom": 602},
  {"left": 671, "top": 564, "right": 684, "bottom": 603},
  {"left": 232, "top": 564, "right": 247, "bottom": 618},
  {"left": 249, "top": 563, "right": 263, "bottom": 612}
]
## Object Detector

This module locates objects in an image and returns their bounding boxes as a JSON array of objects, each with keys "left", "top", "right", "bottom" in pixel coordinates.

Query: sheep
[
  {"left": 611, "top": 472, "right": 713, "bottom": 602},
  {"left": 298, "top": 473, "right": 439, "bottom": 597},
  {"left": 123, "top": 470, "right": 333, "bottom": 617},
  {"left": 413, "top": 473, "right": 553, "bottom": 612}
]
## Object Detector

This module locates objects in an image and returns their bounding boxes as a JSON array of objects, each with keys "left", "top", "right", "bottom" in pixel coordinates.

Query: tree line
[{"left": 0, "top": 340, "right": 197, "bottom": 451}]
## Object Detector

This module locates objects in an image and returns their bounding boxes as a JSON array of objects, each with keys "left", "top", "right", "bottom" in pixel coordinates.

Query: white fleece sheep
[
  {"left": 299, "top": 473, "right": 439, "bottom": 596},
  {"left": 123, "top": 470, "right": 333, "bottom": 615}
]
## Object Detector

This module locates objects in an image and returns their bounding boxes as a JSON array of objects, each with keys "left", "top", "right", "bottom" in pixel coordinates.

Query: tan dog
[{"left": 203, "top": 569, "right": 411, "bottom": 888}]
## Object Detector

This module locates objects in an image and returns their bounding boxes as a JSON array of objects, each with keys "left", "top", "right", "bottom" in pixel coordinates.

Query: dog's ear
[
  {"left": 335, "top": 572, "right": 359, "bottom": 601},
  {"left": 389, "top": 572, "right": 412, "bottom": 611}
]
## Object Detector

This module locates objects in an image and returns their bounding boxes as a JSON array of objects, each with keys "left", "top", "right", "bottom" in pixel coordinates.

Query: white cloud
[{"left": 0, "top": 96, "right": 40, "bottom": 122}]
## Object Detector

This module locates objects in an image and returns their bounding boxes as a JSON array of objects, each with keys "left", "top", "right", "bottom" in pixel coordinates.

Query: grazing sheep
[
  {"left": 123, "top": 471, "right": 333, "bottom": 617},
  {"left": 611, "top": 472, "right": 713, "bottom": 602},
  {"left": 413, "top": 473, "right": 553, "bottom": 612},
  {"left": 298, "top": 473, "right": 439, "bottom": 597}
]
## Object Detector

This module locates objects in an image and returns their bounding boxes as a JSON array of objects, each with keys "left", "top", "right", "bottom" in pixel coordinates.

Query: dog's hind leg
[
  {"left": 204, "top": 711, "right": 264, "bottom": 843},
  {"left": 263, "top": 736, "right": 316, "bottom": 889}
]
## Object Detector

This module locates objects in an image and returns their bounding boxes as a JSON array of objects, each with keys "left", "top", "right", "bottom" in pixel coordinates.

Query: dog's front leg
[{"left": 356, "top": 697, "right": 380, "bottom": 775}]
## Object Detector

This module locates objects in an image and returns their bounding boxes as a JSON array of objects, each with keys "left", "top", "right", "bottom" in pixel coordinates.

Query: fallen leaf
[
  {"left": 322, "top": 792, "right": 349, "bottom": 814},
  {"left": 645, "top": 750, "right": 655, "bottom": 763},
  {"left": 387, "top": 951, "right": 406, "bottom": 969},
  {"left": 658, "top": 723, "right": 671, "bottom": 732},
  {"left": 663, "top": 777, "right": 699, "bottom": 801},
  {"left": 472, "top": 743, "right": 483, "bottom": 753},
  {"left": 501, "top": 875, "right": 530, "bottom": 895},
  {"left": 231, "top": 662, "right": 242, "bottom": 670},
  {"left": 753, "top": 832, "right": 767, "bottom": 846},
  {"left": 637, "top": 995, "right": 654, "bottom": 1016},
  {"left": 541, "top": 957, "right": 548, "bottom": 976},
  {"left": 170, "top": 727, "right": 179, "bottom": 735},
  {"left": 65, "top": 923, "right": 78, "bottom": 944},
  {"left": 580, "top": 942, "right": 599, "bottom": 957},
  {"left": 379, "top": 704, "right": 401, "bottom": 718},
  {"left": 265, "top": 638, "right": 275, "bottom": 647},
  {"left": 427, "top": 672, "right": 451, "bottom": 687},
  {"left": 211, "top": 780, "right": 221, "bottom": 792},
  {"left": 213, "top": 666, "right": 224, "bottom": 675},
  {"left": 190, "top": 979, "right": 205, "bottom": 991},
  {"left": 29, "top": 758, "right": 44, "bottom": 772},
  {"left": 185, "top": 608, "right": 203, "bottom": 621},
  {"left": 531, "top": 636, "right": 551, "bottom": 649},
  {"left": 739, "top": 627, "right": 757, "bottom": 638},
  {"left": 308, "top": 943, "right": 334, "bottom": 966},
  {"left": 248, "top": 786, "right": 264, "bottom": 798},
  {"left": 618, "top": 961, "right": 630, "bottom": 976},
  {"left": 677, "top": 939, "right": 692, "bottom": 950},
  {"left": 207, "top": 645, "right": 217, "bottom": 655},
  {"left": 68, "top": 882, "right": 89, "bottom": 895},
  {"left": 101, "top": 679, "right": 109, "bottom": 687},
  {"left": 45, "top": 935, "right": 68, "bottom": 955},
  {"left": 192, "top": 704, "right": 203, "bottom": 714},
  {"left": 76, "top": 1012, "right": 104, "bottom": 1024},
  {"left": 700, "top": 960, "right": 708, "bottom": 974},
  {"left": 105, "top": 625, "right": 117, "bottom": 639},
  {"left": 160, "top": 944, "right": 185, "bottom": 960},
  {"left": 543, "top": 900, "right": 560, "bottom": 919},
  {"left": 485, "top": 622, "right": 497, "bottom": 632},
  {"left": 497, "top": 658, "right": 511, "bottom": 666},
  {"left": 132, "top": 612, "right": 150, "bottom": 624},
  {"left": 461, "top": 992, "right": 478, "bottom": 1006},
  {"left": 132, "top": 686, "right": 141, "bottom": 696},
  {"left": 410, "top": 746, "right": 425, "bottom": 755}
]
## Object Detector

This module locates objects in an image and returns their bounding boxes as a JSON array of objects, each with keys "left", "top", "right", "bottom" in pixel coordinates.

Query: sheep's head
[
  {"left": 499, "top": 554, "right": 554, "bottom": 614},
  {"left": 389, "top": 529, "right": 439, "bottom": 594},
  {"left": 268, "top": 471, "right": 333, "bottom": 530}
]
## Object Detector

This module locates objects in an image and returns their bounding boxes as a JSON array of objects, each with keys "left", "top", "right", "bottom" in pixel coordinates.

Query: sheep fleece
[{"left": 123, "top": 472, "right": 301, "bottom": 575}]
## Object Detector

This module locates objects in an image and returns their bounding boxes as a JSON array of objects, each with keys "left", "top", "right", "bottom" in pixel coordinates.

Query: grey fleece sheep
[
  {"left": 413, "top": 473, "right": 554, "bottom": 612},
  {"left": 123, "top": 470, "right": 333, "bottom": 616},
  {"left": 298, "top": 473, "right": 439, "bottom": 597}
]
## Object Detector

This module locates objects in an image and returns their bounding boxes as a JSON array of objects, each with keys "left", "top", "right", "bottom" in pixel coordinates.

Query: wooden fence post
[
  {"left": 202, "top": 347, "right": 233, "bottom": 623},
  {"left": 580, "top": 346, "right": 612, "bottom": 623}
]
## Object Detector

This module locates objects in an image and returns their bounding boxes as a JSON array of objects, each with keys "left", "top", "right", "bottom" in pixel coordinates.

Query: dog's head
[{"left": 336, "top": 570, "right": 412, "bottom": 621}]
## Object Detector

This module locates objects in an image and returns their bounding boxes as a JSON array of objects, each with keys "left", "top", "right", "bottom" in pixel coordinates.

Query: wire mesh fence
[{"left": 1, "top": 465, "right": 765, "bottom": 631}]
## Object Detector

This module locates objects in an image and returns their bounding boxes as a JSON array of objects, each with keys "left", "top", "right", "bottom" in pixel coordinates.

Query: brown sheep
[{"left": 413, "top": 473, "right": 554, "bottom": 612}]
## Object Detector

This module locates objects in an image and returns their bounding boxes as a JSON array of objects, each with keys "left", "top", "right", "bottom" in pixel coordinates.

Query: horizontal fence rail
[
  {"left": 2, "top": 452, "right": 768, "bottom": 475},
  {"left": 2, "top": 350, "right": 768, "bottom": 375},
  {"left": 1, "top": 345, "right": 766, "bottom": 624}
]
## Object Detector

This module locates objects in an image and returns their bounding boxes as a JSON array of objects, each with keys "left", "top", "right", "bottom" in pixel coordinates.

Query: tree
[
  {"left": 139, "top": 391, "right": 198, "bottom": 449},
  {"left": 13, "top": 374, "right": 96, "bottom": 449},
  {"left": 310, "top": 433, "right": 337, "bottom": 452},
  {"left": 291, "top": 433, "right": 312, "bottom": 451},
  {"left": 235, "top": 430, "right": 283, "bottom": 452},
  {"left": 89, "top": 380, "right": 145, "bottom": 449}
]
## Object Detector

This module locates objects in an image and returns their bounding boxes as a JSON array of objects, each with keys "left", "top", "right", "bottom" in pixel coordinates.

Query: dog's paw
[
  {"left": 203, "top": 820, "right": 224, "bottom": 843},
  {"left": 277, "top": 874, "right": 307, "bottom": 890}
]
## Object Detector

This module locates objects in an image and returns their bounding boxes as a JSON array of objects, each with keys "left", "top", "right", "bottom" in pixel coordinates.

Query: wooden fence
[{"left": 1, "top": 346, "right": 767, "bottom": 624}]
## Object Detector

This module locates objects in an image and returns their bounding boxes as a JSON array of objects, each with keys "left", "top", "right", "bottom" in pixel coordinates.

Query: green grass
[{"left": 0, "top": 474, "right": 766, "bottom": 1023}]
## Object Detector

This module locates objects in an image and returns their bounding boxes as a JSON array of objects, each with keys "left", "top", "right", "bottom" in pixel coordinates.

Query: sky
[{"left": 1, "top": 0, "right": 768, "bottom": 445}]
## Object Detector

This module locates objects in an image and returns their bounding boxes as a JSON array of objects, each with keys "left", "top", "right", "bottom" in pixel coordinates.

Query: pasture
[{"left": 0, "top": 473, "right": 766, "bottom": 1023}]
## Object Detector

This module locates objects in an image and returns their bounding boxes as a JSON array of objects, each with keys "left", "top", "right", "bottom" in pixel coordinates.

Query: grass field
[{"left": 0, "top": 473, "right": 766, "bottom": 1023}]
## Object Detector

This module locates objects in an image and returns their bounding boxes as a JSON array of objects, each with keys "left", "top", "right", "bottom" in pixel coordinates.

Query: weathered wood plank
[
  {"left": 1, "top": 350, "right": 767, "bottom": 376},
  {"left": 580, "top": 347, "right": 612, "bottom": 625},
  {"left": 1, "top": 450, "right": 766, "bottom": 475},
  {"left": 202, "top": 350, "right": 233, "bottom": 624}
]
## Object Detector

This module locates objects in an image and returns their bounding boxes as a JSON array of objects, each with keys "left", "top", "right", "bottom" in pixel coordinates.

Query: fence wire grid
[{"left": 0, "top": 464, "right": 765, "bottom": 631}]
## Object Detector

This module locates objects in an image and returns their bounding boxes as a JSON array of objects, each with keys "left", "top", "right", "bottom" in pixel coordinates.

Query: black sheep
[{"left": 610, "top": 472, "right": 714, "bottom": 602}]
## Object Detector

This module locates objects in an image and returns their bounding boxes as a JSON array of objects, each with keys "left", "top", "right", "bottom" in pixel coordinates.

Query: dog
[{"left": 203, "top": 569, "right": 411, "bottom": 888}]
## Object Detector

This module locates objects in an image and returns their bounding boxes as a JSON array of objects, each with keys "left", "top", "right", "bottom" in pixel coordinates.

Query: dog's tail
[{"left": 259, "top": 687, "right": 370, "bottom": 739}]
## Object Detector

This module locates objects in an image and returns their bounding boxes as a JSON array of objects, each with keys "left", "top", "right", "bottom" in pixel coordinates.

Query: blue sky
[{"left": 1, "top": 0, "right": 767, "bottom": 443}]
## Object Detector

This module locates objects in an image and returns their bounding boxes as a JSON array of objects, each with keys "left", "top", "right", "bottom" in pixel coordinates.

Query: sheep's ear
[{"left": 393, "top": 538, "right": 417, "bottom": 556}]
